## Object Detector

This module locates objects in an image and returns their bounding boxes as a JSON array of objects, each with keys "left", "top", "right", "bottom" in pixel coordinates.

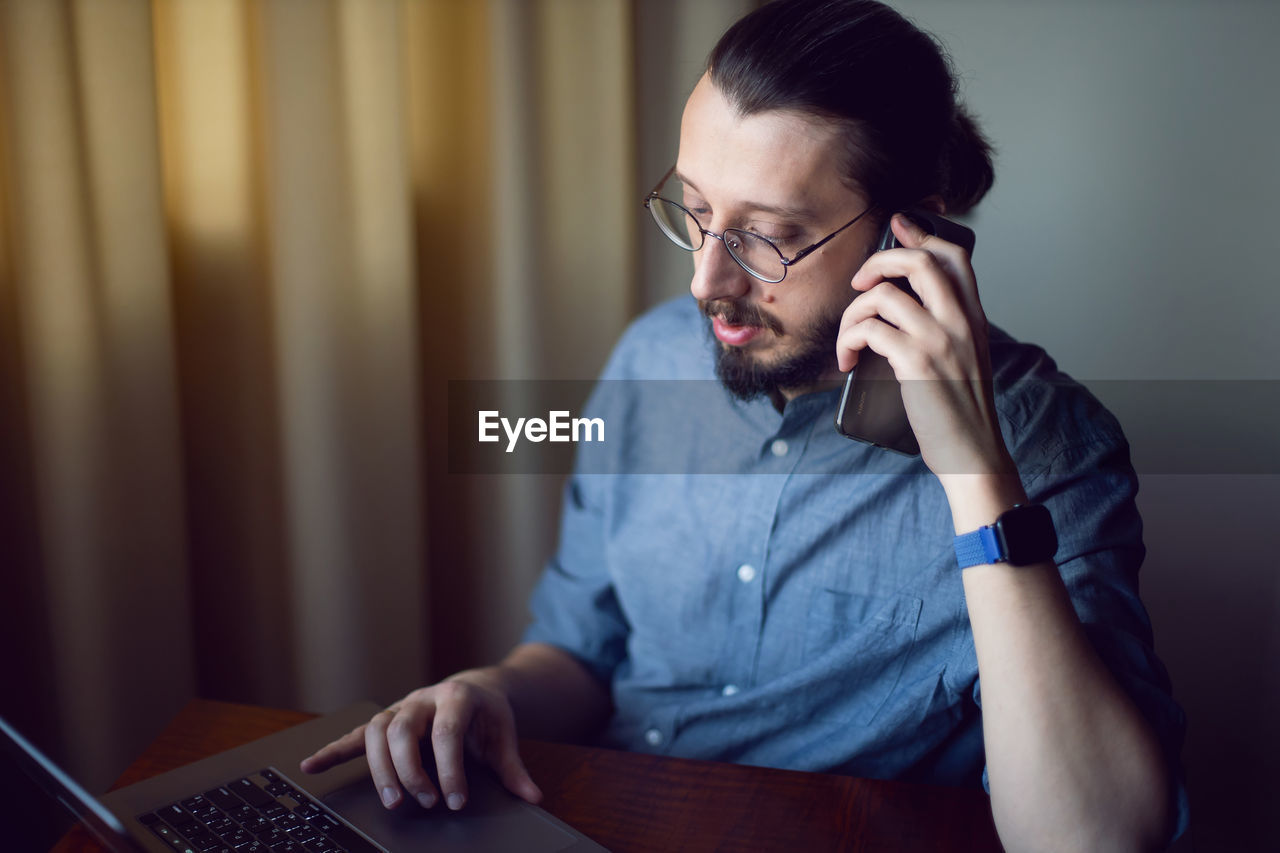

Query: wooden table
[{"left": 54, "top": 699, "right": 1003, "bottom": 852}]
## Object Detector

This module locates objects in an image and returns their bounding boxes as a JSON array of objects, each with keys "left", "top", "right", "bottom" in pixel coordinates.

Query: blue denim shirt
[{"left": 523, "top": 296, "right": 1187, "bottom": 831}]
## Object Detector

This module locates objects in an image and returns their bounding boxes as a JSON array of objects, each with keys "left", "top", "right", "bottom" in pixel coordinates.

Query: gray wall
[
  {"left": 884, "top": 2, "right": 1280, "bottom": 850},
  {"left": 638, "top": 2, "right": 1279, "bottom": 849}
]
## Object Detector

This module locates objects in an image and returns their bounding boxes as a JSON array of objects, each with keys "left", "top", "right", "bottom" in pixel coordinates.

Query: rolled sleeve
[
  {"left": 520, "top": 317, "right": 650, "bottom": 683},
  {"left": 522, "top": 474, "right": 627, "bottom": 683}
]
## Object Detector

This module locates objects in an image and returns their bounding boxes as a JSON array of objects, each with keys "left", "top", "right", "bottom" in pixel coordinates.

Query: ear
[{"left": 916, "top": 194, "right": 947, "bottom": 215}]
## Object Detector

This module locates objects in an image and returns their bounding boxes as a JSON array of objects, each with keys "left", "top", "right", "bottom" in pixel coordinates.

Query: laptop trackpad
[{"left": 321, "top": 763, "right": 579, "bottom": 853}]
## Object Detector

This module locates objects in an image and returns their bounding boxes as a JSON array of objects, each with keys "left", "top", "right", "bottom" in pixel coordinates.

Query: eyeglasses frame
[{"left": 642, "top": 165, "right": 875, "bottom": 284}]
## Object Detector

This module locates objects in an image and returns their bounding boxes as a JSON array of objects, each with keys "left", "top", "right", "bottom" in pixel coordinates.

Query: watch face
[{"left": 997, "top": 504, "right": 1059, "bottom": 566}]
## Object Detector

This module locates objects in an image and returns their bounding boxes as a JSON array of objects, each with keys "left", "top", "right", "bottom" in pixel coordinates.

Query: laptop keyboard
[{"left": 136, "top": 768, "right": 380, "bottom": 853}]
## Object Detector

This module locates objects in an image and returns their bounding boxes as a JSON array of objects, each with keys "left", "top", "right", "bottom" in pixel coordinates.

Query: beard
[{"left": 700, "top": 297, "right": 843, "bottom": 402}]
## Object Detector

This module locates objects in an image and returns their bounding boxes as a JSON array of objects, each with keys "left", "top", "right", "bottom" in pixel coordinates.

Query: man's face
[{"left": 676, "top": 74, "right": 879, "bottom": 402}]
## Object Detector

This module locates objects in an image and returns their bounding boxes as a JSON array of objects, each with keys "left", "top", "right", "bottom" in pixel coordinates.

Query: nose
[{"left": 689, "top": 232, "right": 753, "bottom": 302}]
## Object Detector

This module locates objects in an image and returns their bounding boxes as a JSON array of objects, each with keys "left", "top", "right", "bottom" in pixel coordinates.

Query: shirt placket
[{"left": 739, "top": 405, "right": 813, "bottom": 692}]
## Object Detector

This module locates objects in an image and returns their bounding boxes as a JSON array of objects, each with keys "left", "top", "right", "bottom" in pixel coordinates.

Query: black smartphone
[{"left": 835, "top": 209, "right": 976, "bottom": 455}]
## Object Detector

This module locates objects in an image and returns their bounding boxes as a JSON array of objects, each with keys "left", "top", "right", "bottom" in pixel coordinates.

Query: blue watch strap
[{"left": 954, "top": 525, "right": 1002, "bottom": 568}]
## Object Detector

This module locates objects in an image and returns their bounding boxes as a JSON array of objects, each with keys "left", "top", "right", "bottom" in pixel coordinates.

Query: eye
[
  {"left": 751, "top": 228, "right": 801, "bottom": 248},
  {"left": 682, "top": 196, "right": 711, "bottom": 218},
  {"left": 741, "top": 218, "right": 801, "bottom": 246}
]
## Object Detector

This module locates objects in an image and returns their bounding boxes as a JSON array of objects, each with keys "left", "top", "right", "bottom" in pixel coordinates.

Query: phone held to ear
[{"left": 835, "top": 209, "right": 977, "bottom": 455}]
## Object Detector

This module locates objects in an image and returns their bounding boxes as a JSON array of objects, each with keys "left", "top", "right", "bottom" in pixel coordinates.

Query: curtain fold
[
  {"left": 152, "top": 0, "right": 296, "bottom": 713},
  {"left": 0, "top": 0, "right": 756, "bottom": 795},
  {"left": 0, "top": 0, "right": 194, "bottom": 790}
]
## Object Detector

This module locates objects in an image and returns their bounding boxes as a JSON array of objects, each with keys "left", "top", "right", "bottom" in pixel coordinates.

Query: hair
[{"left": 707, "top": 0, "right": 995, "bottom": 215}]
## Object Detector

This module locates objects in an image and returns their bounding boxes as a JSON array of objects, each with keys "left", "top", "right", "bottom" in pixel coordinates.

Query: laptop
[{"left": 1, "top": 701, "right": 609, "bottom": 852}]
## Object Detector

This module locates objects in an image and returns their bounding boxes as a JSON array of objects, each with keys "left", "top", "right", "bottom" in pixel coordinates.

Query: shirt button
[
  {"left": 644, "top": 728, "right": 664, "bottom": 746},
  {"left": 736, "top": 563, "right": 757, "bottom": 583},
  {"left": 770, "top": 439, "right": 789, "bottom": 457},
  {"left": 721, "top": 684, "right": 740, "bottom": 697}
]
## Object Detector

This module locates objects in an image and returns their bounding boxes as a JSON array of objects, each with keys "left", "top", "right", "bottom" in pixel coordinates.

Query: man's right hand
[{"left": 298, "top": 668, "right": 543, "bottom": 812}]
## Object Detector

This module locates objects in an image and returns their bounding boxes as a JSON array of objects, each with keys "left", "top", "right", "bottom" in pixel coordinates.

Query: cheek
[
  {"left": 823, "top": 275, "right": 857, "bottom": 316},
  {"left": 799, "top": 267, "right": 858, "bottom": 320},
  {"left": 763, "top": 289, "right": 831, "bottom": 337}
]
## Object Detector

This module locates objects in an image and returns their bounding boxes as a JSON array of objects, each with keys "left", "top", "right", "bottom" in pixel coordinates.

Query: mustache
[{"left": 698, "top": 299, "right": 785, "bottom": 336}]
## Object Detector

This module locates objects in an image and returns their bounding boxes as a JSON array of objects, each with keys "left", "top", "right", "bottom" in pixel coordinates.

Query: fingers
[
  {"left": 836, "top": 317, "right": 911, "bottom": 375},
  {"left": 851, "top": 246, "right": 966, "bottom": 326},
  {"left": 839, "top": 277, "right": 963, "bottom": 375},
  {"left": 842, "top": 280, "right": 932, "bottom": 341},
  {"left": 851, "top": 213, "right": 980, "bottom": 323},
  {"left": 302, "top": 673, "right": 534, "bottom": 815},
  {"left": 427, "top": 678, "right": 541, "bottom": 809},
  {"left": 841, "top": 212, "right": 989, "bottom": 379},
  {"left": 299, "top": 725, "right": 368, "bottom": 775},
  {"left": 890, "top": 213, "right": 978, "bottom": 303},
  {"left": 387, "top": 703, "right": 440, "bottom": 810},
  {"left": 430, "top": 682, "right": 476, "bottom": 811},
  {"left": 365, "top": 710, "right": 408, "bottom": 809}
]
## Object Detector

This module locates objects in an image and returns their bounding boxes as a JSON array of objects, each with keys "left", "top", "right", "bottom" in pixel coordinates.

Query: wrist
[{"left": 940, "top": 466, "right": 1027, "bottom": 534}]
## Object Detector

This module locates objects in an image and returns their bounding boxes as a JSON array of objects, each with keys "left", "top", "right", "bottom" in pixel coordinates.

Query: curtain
[{"left": 0, "top": 0, "right": 756, "bottom": 795}]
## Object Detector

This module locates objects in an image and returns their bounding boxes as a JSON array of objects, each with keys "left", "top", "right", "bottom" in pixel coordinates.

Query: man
[{"left": 303, "top": 1, "right": 1187, "bottom": 848}]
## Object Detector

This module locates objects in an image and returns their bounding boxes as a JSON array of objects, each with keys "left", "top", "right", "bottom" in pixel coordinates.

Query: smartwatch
[{"left": 953, "top": 503, "right": 1058, "bottom": 569}]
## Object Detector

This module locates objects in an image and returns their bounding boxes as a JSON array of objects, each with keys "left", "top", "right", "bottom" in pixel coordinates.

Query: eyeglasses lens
[
  {"left": 649, "top": 197, "right": 701, "bottom": 251},
  {"left": 722, "top": 230, "right": 784, "bottom": 283},
  {"left": 646, "top": 178, "right": 787, "bottom": 283}
]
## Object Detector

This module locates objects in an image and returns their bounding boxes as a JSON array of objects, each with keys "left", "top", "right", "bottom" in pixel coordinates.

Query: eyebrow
[{"left": 674, "top": 170, "right": 818, "bottom": 224}]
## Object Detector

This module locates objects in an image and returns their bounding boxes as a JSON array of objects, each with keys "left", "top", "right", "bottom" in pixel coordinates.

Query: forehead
[{"left": 677, "top": 74, "right": 850, "bottom": 216}]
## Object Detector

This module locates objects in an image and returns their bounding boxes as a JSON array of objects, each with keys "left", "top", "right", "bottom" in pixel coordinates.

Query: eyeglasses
[{"left": 642, "top": 166, "right": 874, "bottom": 284}]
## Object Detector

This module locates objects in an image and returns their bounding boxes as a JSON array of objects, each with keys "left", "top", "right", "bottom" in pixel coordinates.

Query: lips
[{"left": 712, "top": 315, "right": 763, "bottom": 346}]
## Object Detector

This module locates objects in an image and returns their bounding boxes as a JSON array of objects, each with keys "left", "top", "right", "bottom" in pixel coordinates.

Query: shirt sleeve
[
  {"left": 518, "top": 339, "right": 636, "bottom": 685},
  {"left": 521, "top": 468, "right": 628, "bottom": 684},
  {"left": 972, "top": 376, "right": 1191, "bottom": 840},
  {"left": 518, "top": 297, "right": 694, "bottom": 682}
]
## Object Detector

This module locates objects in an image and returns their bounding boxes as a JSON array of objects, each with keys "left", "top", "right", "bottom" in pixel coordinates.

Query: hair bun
[{"left": 708, "top": 0, "right": 997, "bottom": 215}]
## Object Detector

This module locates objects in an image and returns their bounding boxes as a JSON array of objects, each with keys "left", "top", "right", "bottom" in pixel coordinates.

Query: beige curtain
[{"left": 0, "top": 0, "right": 755, "bottom": 794}]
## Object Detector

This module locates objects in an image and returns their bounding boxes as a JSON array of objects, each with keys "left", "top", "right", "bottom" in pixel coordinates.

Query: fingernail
[
  {"left": 381, "top": 787, "right": 398, "bottom": 807},
  {"left": 417, "top": 792, "right": 436, "bottom": 809},
  {"left": 447, "top": 793, "right": 464, "bottom": 811}
]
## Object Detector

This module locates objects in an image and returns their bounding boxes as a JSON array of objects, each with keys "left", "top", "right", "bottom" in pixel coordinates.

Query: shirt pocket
[{"left": 801, "top": 588, "right": 923, "bottom": 726}]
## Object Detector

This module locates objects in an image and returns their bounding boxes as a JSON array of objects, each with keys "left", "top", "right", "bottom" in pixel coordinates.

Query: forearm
[
  {"left": 945, "top": 474, "right": 1173, "bottom": 852},
  {"left": 484, "top": 642, "right": 612, "bottom": 743}
]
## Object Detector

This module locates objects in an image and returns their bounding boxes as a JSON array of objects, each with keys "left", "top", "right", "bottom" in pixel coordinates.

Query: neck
[{"left": 775, "top": 371, "right": 846, "bottom": 411}]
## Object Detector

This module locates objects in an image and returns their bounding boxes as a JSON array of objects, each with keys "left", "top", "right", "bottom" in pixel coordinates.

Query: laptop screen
[{"left": 0, "top": 713, "right": 139, "bottom": 852}]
